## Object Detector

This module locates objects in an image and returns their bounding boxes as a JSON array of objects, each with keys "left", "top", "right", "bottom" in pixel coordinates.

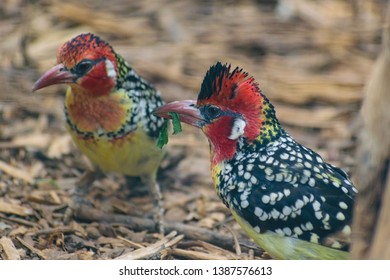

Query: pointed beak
[
  {"left": 32, "top": 64, "right": 76, "bottom": 91},
  {"left": 153, "top": 100, "right": 204, "bottom": 127}
]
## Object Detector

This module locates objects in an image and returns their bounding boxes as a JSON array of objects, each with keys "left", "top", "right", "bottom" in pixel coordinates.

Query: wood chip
[
  {"left": 0, "top": 199, "right": 33, "bottom": 216},
  {"left": 16, "top": 236, "right": 47, "bottom": 260},
  {"left": 0, "top": 237, "right": 21, "bottom": 260},
  {"left": 0, "top": 213, "right": 36, "bottom": 228},
  {"left": 0, "top": 160, "right": 34, "bottom": 184},
  {"left": 116, "top": 235, "right": 144, "bottom": 249},
  {"left": 166, "top": 248, "right": 230, "bottom": 260},
  {"left": 97, "top": 237, "right": 126, "bottom": 247},
  {"left": 222, "top": 225, "right": 242, "bottom": 256},
  {"left": 0, "top": 133, "right": 51, "bottom": 149},
  {"left": 32, "top": 226, "right": 83, "bottom": 237},
  {"left": 181, "top": 240, "right": 240, "bottom": 259},
  {"left": 47, "top": 135, "right": 73, "bottom": 158},
  {"left": 115, "top": 231, "right": 183, "bottom": 260},
  {"left": 28, "top": 190, "right": 62, "bottom": 205},
  {"left": 8, "top": 226, "right": 29, "bottom": 237}
]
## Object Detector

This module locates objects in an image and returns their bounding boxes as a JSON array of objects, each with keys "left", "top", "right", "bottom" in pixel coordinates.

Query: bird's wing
[{"left": 226, "top": 152, "right": 355, "bottom": 250}]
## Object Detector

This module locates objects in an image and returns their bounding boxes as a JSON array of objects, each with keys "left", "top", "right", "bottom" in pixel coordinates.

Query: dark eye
[
  {"left": 73, "top": 59, "right": 94, "bottom": 75},
  {"left": 204, "top": 105, "right": 222, "bottom": 119}
]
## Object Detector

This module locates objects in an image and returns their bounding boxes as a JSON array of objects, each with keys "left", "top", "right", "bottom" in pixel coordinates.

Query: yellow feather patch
[
  {"left": 230, "top": 209, "right": 349, "bottom": 260},
  {"left": 69, "top": 127, "right": 164, "bottom": 177},
  {"left": 211, "top": 163, "right": 222, "bottom": 193}
]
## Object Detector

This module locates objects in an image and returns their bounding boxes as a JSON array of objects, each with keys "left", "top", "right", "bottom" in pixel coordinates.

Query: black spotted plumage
[
  {"left": 117, "top": 63, "right": 166, "bottom": 139},
  {"left": 216, "top": 130, "right": 356, "bottom": 251},
  {"left": 195, "top": 63, "right": 358, "bottom": 253},
  {"left": 154, "top": 62, "right": 357, "bottom": 258}
]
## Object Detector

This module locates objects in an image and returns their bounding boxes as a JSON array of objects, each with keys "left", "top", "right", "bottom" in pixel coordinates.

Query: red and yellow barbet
[
  {"left": 33, "top": 33, "right": 166, "bottom": 232},
  {"left": 154, "top": 62, "right": 357, "bottom": 259}
]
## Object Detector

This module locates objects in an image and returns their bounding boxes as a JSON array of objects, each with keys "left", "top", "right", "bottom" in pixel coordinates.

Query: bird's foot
[
  {"left": 143, "top": 176, "right": 165, "bottom": 235},
  {"left": 152, "top": 192, "right": 165, "bottom": 236},
  {"left": 63, "top": 170, "right": 100, "bottom": 224}
]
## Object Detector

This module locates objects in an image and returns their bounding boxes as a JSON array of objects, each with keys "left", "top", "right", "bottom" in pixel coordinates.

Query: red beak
[
  {"left": 153, "top": 100, "right": 204, "bottom": 127},
  {"left": 32, "top": 64, "right": 76, "bottom": 91}
]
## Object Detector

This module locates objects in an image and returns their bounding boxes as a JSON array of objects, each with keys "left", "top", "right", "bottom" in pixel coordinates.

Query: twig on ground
[
  {"left": 115, "top": 231, "right": 183, "bottom": 260},
  {"left": 222, "top": 225, "right": 242, "bottom": 256},
  {"left": 163, "top": 248, "right": 230, "bottom": 260},
  {"left": 16, "top": 236, "right": 47, "bottom": 260},
  {"left": 0, "top": 160, "right": 34, "bottom": 184},
  {"left": 116, "top": 235, "right": 144, "bottom": 249},
  {"left": 0, "top": 213, "right": 37, "bottom": 227},
  {"left": 31, "top": 226, "right": 84, "bottom": 237}
]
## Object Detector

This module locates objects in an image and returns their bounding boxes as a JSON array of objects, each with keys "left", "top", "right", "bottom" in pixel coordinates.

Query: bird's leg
[
  {"left": 64, "top": 169, "right": 103, "bottom": 223},
  {"left": 142, "top": 175, "right": 165, "bottom": 235}
]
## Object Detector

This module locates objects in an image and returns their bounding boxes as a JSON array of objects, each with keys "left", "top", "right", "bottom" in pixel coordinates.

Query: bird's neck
[
  {"left": 209, "top": 138, "right": 238, "bottom": 166},
  {"left": 254, "top": 97, "right": 284, "bottom": 146},
  {"left": 113, "top": 53, "right": 131, "bottom": 87}
]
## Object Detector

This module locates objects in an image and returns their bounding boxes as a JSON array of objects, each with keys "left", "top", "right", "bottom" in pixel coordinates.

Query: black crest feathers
[{"left": 198, "top": 62, "right": 231, "bottom": 101}]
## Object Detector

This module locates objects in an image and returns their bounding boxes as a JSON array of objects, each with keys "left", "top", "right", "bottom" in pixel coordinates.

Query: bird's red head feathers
[
  {"left": 33, "top": 33, "right": 119, "bottom": 96},
  {"left": 197, "top": 63, "right": 265, "bottom": 142},
  {"left": 155, "top": 62, "right": 278, "bottom": 164},
  {"left": 57, "top": 33, "right": 116, "bottom": 71}
]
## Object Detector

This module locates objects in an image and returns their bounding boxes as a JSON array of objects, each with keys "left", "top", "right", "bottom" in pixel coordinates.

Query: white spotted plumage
[{"left": 214, "top": 132, "right": 356, "bottom": 252}]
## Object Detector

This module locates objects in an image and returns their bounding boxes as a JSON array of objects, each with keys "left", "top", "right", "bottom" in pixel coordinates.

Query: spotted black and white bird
[
  {"left": 154, "top": 62, "right": 357, "bottom": 259},
  {"left": 32, "top": 33, "right": 166, "bottom": 233}
]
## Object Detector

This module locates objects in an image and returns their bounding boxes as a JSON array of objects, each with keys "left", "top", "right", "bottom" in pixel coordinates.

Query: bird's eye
[
  {"left": 73, "top": 59, "right": 94, "bottom": 75},
  {"left": 204, "top": 105, "right": 222, "bottom": 119}
]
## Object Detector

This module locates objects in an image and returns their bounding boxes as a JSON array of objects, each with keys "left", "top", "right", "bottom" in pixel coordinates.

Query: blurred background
[{"left": 0, "top": 0, "right": 388, "bottom": 259}]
